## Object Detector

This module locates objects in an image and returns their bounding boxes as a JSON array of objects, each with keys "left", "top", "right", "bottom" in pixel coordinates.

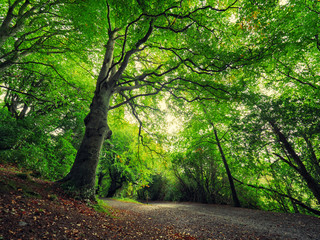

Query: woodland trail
[{"left": 103, "top": 199, "right": 320, "bottom": 240}]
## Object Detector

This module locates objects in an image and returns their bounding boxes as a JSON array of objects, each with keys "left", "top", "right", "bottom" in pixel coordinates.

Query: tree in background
[
  {"left": 222, "top": 0, "right": 320, "bottom": 214},
  {"left": 230, "top": 93, "right": 320, "bottom": 214},
  {"left": 166, "top": 100, "right": 242, "bottom": 206},
  {"left": 96, "top": 120, "right": 163, "bottom": 198}
]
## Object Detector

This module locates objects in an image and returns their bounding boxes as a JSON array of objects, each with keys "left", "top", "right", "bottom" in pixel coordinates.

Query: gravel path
[{"left": 103, "top": 199, "right": 320, "bottom": 240}]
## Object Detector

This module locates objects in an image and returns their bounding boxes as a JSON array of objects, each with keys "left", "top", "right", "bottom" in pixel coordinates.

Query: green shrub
[{"left": 0, "top": 109, "right": 76, "bottom": 181}]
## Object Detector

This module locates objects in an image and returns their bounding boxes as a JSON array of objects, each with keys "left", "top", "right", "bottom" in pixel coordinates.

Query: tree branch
[
  {"left": 233, "top": 177, "right": 320, "bottom": 216},
  {"left": 13, "top": 61, "right": 79, "bottom": 90},
  {"left": 273, "top": 153, "right": 299, "bottom": 172},
  {"left": 0, "top": 85, "right": 52, "bottom": 103},
  {"left": 278, "top": 70, "right": 318, "bottom": 90},
  {"left": 110, "top": 19, "right": 154, "bottom": 83}
]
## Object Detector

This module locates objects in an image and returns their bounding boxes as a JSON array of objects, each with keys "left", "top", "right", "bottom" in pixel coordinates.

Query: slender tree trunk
[
  {"left": 213, "top": 127, "right": 241, "bottom": 207},
  {"left": 287, "top": 187, "right": 300, "bottom": 213},
  {"left": 269, "top": 120, "right": 320, "bottom": 205},
  {"left": 96, "top": 172, "right": 107, "bottom": 195},
  {"left": 303, "top": 135, "right": 320, "bottom": 174},
  {"left": 201, "top": 106, "right": 241, "bottom": 207},
  {"left": 106, "top": 180, "right": 124, "bottom": 198}
]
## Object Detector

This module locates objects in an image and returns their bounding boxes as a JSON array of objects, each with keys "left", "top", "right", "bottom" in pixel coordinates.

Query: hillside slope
[{"left": 0, "top": 165, "right": 193, "bottom": 239}]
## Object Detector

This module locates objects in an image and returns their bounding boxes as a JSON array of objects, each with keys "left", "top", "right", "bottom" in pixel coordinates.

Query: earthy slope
[{"left": 0, "top": 165, "right": 193, "bottom": 240}]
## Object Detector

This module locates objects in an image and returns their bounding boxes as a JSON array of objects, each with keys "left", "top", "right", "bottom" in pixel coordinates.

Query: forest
[{"left": 1, "top": 0, "right": 320, "bottom": 218}]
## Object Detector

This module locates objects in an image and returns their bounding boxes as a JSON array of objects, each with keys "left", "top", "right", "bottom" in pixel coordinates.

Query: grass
[
  {"left": 92, "top": 198, "right": 112, "bottom": 215},
  {"left": 111, "top": 197, "right": 144, "bottom": 204}
]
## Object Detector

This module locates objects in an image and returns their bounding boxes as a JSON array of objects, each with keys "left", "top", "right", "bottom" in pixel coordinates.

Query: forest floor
[
  {"left": 1, "top": 164, "right": 320, "bottom": 240},
  {"left": 0, "top": 164, "right": 193, "bottom": 239},
  {"left": 104, "top": 199, "right": 320, "bottom": 240}
]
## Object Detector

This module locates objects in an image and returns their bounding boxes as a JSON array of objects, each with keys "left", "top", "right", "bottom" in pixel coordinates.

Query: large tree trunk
[
  {"left": 59, "top": 89, "right": 113, "bottom": 199},
  {"left": 58, "top": 21, "right": 153, "bottom": 199},
  {"left": 58, "top": 32, "right": 116, "bottom": 199}
]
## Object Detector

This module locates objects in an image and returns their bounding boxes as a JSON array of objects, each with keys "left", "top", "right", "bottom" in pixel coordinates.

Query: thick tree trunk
[
  {"left": 58, "top": 32, "right": 116, "bottom": 199},
  {"left": 58, "top": 22, "right": 153, "bottom": 199},
  {"left": 59, "top": 89, "right": 113, "bottom": 199}
]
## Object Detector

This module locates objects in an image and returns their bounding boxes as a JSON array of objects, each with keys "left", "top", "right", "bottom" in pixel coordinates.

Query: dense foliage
[{"left": 1, "top": 0, "right": 319, "bottom": 215}]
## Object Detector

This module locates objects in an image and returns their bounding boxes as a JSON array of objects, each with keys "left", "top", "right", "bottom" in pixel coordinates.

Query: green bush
[{"left": 0, "top": 109, "right": 76, "bottom": 180}]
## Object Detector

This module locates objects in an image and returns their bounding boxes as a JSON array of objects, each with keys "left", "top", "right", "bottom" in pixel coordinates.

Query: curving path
[{"left": 103, "top": 199, "right": 320, "bottom": 240}]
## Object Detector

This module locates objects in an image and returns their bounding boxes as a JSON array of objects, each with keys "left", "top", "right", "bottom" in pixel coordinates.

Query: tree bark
[
  {"left": 213, "top": 128, "right": 241, "bottom": 207},
  {"left": 96, "top": 171, "right": 107, "bottom": 195},
  {"left": 59, "top": 88, "right": 113, "bottom": 199},
  {"left": 59, "top": 20, "right": 154, "bottom": 199},
  {"left": 58, "top": 32, "right": 116, "bottom": 199},
  {"left": 106, "top": 178, "right": 125, "bottom": 198},
  {"left": 269, "top": 120, "right": 320, "bottom": 205},
  {"left": 201, "top": 106, "right": 240, "bottom": 207}
]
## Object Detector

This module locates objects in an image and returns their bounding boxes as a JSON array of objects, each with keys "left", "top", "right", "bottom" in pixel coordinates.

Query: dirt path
[{"left": 103, "top": 199, "right": 320, "bottom": 240}]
